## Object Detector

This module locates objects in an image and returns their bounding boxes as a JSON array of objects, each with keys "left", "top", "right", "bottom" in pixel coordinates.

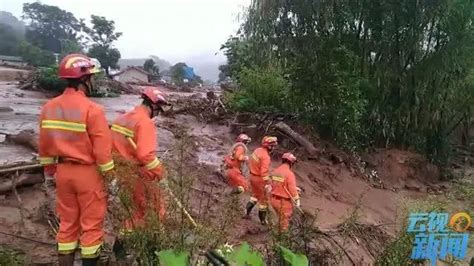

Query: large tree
[
  {"left": 0, "top": 23, "right": 21, "bottom": 55},
  {"left": 143, "top": 59, "right": 160, "bottom": 80},
  {"left": 22, "top": 2, "right": 84, "bottom": 53},
  {"left": 225, "top": 0, "right": 474, "bottom": 162},
  {"left": 18, "top": 40, "right": 55, "bottom": 66},
  {"left": 86, "top": 15, "right": 122, "bottom": 76}
]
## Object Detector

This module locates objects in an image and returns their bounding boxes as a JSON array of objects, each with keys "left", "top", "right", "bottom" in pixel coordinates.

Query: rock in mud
[
  {"left": 0, "top": 106, "right": 14, "bottom": 112},
  {"left": 404, "top": 183, "right": 422, "bottom": 192}
]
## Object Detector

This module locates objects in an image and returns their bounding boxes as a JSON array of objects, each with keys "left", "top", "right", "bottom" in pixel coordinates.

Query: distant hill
[
  {"left": 119, "top": 55, "right": 171, "bottom": 71},
  {"left": 119, "top": 54, "right": 225, "bottom": 82}
]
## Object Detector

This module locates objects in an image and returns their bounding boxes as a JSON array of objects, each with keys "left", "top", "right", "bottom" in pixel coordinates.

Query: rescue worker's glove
[
  {"left": 295, "top": 199, "right": 301, "bottom": 208},
  {"left": 264, "top": 184, "right": 272, "bottom": 194},
  {"left": 102, "top": 168, "right": 117, "bottom": 183},
  {"left": 43, "top": 164, "right": 56, "bottom": 189},
  {"left": 296, "top": 187, "right": 302, "bottom": 194}
]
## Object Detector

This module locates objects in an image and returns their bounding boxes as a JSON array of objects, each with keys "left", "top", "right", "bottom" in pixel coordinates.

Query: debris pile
[
  {"left": 167, "top": 92, "right": 230, "bottom": 122},
  {"left": 0, "top": 130, "right": 42, "bottom": 193},
  {"left": 95, "top": 79, "right": 141, "bottom": 95},
  {"left": 17, "top": 70, "right": 42, "bottom": 91}
]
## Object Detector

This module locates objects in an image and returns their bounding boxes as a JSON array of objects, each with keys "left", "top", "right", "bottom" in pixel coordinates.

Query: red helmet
[
  {"left": 282, "top": 152, "right": 297, "bottom": 164},
  {"left": 142, "top": 87, "right": 168, "bottom": 105},
  {"left": 58, "top": 53, "right": 101, "bottom": 79},
  {"left": 236, "top": 133, "right": 251, "bottom": 143},
  {"left": 262, "top": 136, "right": 278, "bottom": 147}
]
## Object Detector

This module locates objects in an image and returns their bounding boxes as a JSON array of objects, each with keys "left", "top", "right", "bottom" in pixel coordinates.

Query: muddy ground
[{"left": 0, "top": 67, "right": 472, "bottom": 265}]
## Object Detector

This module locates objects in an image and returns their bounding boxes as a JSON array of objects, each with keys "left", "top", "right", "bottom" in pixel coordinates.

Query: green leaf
[
  {"left": 279, "top": 245, "right": 309, "bottom": 266},
  {"left": 226, "top": 242, "right": 265, "bottom": 266},
  {"left": 155, "top": 249, "right": 189, "bottom": 266}
]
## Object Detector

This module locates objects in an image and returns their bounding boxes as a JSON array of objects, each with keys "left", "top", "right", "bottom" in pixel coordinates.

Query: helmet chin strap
[
  {"left": 80, "top": 76, "right": 93, "bottom": 96},
  {"left": 149, "top": 105, "right": 162, "bottom": 118}
]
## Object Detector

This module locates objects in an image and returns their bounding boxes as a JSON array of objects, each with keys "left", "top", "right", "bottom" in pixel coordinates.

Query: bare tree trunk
[
  {"left": 3, "top": 130, "right": 38, "bottom": 152},
  {"left": 274, "top": 122, "right": 318, "bottom": 156},
  {"left": 0, "top": 173, "right": 43, "bottom": 194}
]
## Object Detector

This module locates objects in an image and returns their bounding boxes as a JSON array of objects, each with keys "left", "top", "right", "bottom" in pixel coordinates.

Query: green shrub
[
  {"left": 18, "top": 41, "right": 55, "bottom": 67},
  {"left": 38, "top": 66, "right": 67, "bottom": 92},
  {"left": 229, "top": 65, "right": 289, "bottom": 113},
  {"left": 0, "top": 246, "right": 27, "bottom": 266}
]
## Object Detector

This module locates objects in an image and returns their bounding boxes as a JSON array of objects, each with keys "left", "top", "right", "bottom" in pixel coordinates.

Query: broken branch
[
  {"left": 0, "top": 163, "right": 42, "bottom": 174},
  {"left": 274, "top": 122, "right": 318, "bottom": 156},
  {"left": 0, "top": 173, "right": 43, "bottom": 194},
  {"left": 3, "top": 130, "right": 39, "bottom": 152}
]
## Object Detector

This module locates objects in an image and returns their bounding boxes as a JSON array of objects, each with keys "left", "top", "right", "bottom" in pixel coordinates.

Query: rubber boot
[
  {"left": 58, "top": 253, "right": 75, "bottom": 266},
  {"left": 82, "top": 257, "right": 99, "bottom": 266},
  {"left": 244, "top": 201, "right": 256, "bottom": 219},
  {"left": 258, "top": 209, "right": 268, "bottom": 225}
]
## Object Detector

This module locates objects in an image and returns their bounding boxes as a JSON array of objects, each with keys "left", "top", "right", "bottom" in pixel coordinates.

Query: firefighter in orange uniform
[
  {"left": 222, "top": 133, "right": 251, "bottom": 194},
  {"left": 245, "top": 136, "right": 278, "bottom": 225},
  {"left": 38, "top": 54, "right": 114, "bottom": 266},
  {"left": 269, "top": 153, "right": 300, "bottom": 232},
  {"left": 110, "top": 87, "right": 170, "bottom": 232}
]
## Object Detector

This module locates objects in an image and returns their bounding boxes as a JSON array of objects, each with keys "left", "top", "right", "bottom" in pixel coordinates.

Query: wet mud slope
[{"left": 0, "top": 67, "right": 470, "bottom": 264}]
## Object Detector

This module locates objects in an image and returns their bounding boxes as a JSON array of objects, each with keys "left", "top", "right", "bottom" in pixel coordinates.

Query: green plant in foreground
[
  {"left": 224, "top": 242, "right": 265, "bottom": 266},
  {"left": 156, "top": 249, "right": 189, "bottom": 266},
  {"left": 279, "top": 245, "right": 309, "bottom": 266},
  {"left": 0, "top": 246, "right": 27, "bottom": 266}
]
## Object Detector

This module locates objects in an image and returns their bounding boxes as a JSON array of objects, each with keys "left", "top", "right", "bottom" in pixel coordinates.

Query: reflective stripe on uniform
[
  {"left": 271, "top": 175, "right": 285, "bottom": 182},
  {"left": 145, "top": 157, "right": 160, "bottom": 170},
  {"left": 39, "top": 156, "right": 55, "bottom": 165},
  {"left": 81, "top": 243, "right": 102, "bottom": 258},
  {"left": 250, "top": 197, "right": 258, "bottom": 202},
  {"left": 41, "top": 120, "right": 86, "bottom": 132},
  {"left": 99, "top": 160, "right": 114, "bottom": 172},
  {"left": 111, "top": 124, "right": 134, "bottom": 138},
  {"left": 58, "top": 241, "right": 78, "bottom": 253},
  {"left": 258, "top": 204, "right": 268, "bottom": 209},
  {"left": 262, "top": 175, "right": 270, "bottom": 181},
  {"left": 251, "top": 153, "right": 259, "bottom": 162}
]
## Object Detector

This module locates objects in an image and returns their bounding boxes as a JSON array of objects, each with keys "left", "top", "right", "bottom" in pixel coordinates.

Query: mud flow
[{"left": 0, "top": 67, "right": 472, "bottom": 265}]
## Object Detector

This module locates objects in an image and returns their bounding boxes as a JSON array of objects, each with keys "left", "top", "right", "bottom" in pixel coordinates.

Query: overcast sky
[{"left": 1, "top": 0, "right": 250, "bottom": 63}]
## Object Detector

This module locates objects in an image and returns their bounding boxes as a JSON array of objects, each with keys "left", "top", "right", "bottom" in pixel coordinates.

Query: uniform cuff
[
  {"left": 99, "top": 160, "right": 114, "bottom": 172},
  {"left": 145, "top": 157, "right": 161, "bottom": 170},
  {"left": 39, "top": 157, "right": 55, "bottom": 165}
]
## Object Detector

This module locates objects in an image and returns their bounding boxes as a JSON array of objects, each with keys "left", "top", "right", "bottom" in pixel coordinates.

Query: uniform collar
[
  {"left": 63, "top": 87, "right": 86, "bottom": 97},
  {"left": 134, "top": 105, "right": 151, "bottom": 118}
]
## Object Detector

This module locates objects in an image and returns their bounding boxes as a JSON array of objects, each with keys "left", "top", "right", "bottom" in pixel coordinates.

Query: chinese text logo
[{"left": 407, "top": 212, "right": 471, "bottom": 265}]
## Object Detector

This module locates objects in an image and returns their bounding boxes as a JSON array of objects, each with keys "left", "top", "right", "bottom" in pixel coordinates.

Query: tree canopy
[
  {"left": 224, "top": 0, "right": 474, "bottom": 163},
  {"left": 86, "top": 15, "right": 122, "bottom": 75},
  {"left": 170, "top": 62, "right": 203, "bottom": 86},
  {"left": 144, "top": 59, "right": 160, "bottom": 80},
  {"left": 22, "top": 2, "right": 84, "bottom": 53}
]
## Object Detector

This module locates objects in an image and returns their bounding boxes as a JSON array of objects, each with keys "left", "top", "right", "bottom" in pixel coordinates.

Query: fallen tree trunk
[
  {"left": 0, "top": 173, "right": 43, "bottom": 194},
  {"left": 0, "top": 163, "right": 42, "bottom": 174},
  {"left": 274, "top": 122, "right": 318, "bottom": 156},
  {"left": 3, "top": 130, "right": 38, "bottom": 152}
]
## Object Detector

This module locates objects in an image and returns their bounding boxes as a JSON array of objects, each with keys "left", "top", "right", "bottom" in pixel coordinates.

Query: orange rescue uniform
[
  {"left": 38, "top": 88, "right": 114, "bottom": 258},
  {"left": 248, "top": 147, "right": 271, "bottom": 209},
  {"left": 111, "top": 105, "right": 165, "bottom": 231},
  {"left": 223, "top": 142, "right": 248, "bottom": 191},
  {"left": 270, "top": 163, "right": 299, "bottom": 231}
]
